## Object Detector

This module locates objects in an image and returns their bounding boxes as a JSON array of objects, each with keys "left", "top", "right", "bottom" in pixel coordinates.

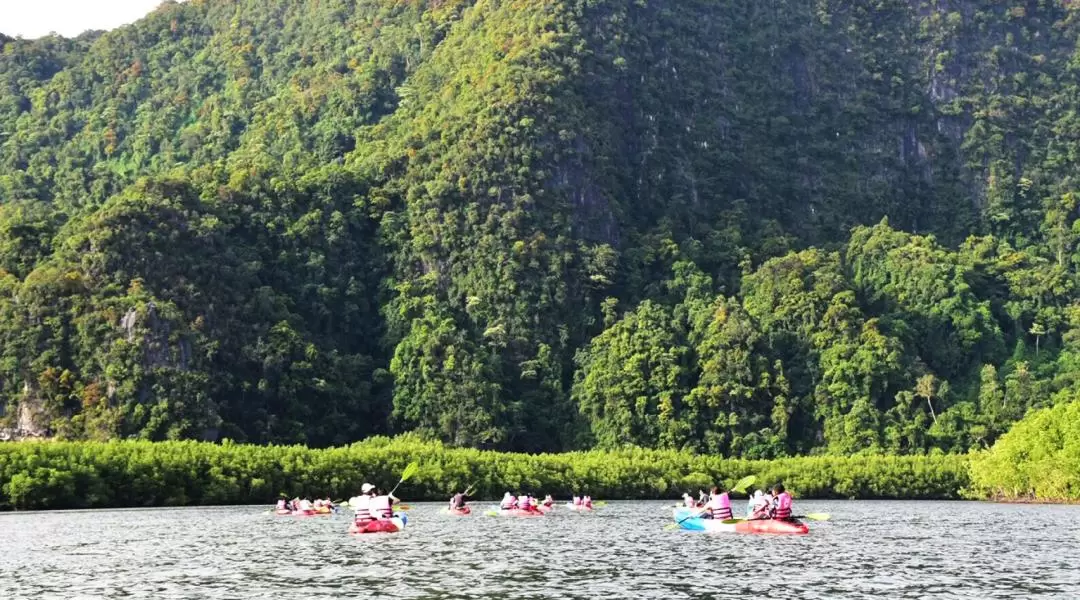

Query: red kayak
[
  {"left": 349, "top": 514, "right": 407, "bottom": 534},
  {"left": 442, "top": 506, "right": 472, "bottom": 516},
  {"left": 493, "top": 508, "right": 546, "bottom": 517},
  {"left": 734, "top": 518, "right": 809, "bottom": 535}
]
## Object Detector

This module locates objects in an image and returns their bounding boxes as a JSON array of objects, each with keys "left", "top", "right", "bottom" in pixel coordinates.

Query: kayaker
[
  {"left": 583, "top": 495, "right": 593, "bottom": 509},
  {"left": 771, "top": 484, "right": 793, "bottom": 520},
  {"left": 370, "top": 488, "right": 398, "bottom": 520},
  {"left": 449, "top": 491, "right": 469, "bottom": 510},
  {"left": 500, "top": 492, "right": 516, "bottom": 510},
  {"left": 542, "top": 494, "right": 554, "bottom": 508},
  {"left": 298, "top": 498, "right": 313, "bottom": 512},
  {"left": 705, "top": 485, "right": 733, "bottom": 520},
  {"left": 276, "top": 498, "right": 287, "bottom": 511},
  {"left": 683, "top": 493, "right": 696, "bottom": 508},
  {"left": 750, "top": 490, "right": 771, "bottom": 519},
  {"left": 353, "top": 483, "right": 376, "bottom": 525},
  {"left": 572, "top": 495, "right": 582, "bottom": 507},
  {"left": 697, "top": 489, "right": 709, "bottom": 507}
]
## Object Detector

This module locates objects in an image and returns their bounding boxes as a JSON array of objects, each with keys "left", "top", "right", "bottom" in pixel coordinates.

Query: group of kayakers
[
  {"left": 570, "top": 495, "right": 593, "bottom": 509},
  {"left": 277, "top": 497, "right": 336, "bottom": 513},
  {"left": 498, "top": 492, "right": 556, "bottom": 512},
  {"left": 682, "top": 483, "right": 793, "bottom": 521}
]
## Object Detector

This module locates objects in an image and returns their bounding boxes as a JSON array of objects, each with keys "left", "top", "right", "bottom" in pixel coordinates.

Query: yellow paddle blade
[
  {"left": 732, "top": 474, "right": 756, "bottom": 494},
  {"left": 400, "top": 461, "right": 419, "bottom": 482},
  {"left": 803, "top": 512, "right": 830, "bottom": 521}
]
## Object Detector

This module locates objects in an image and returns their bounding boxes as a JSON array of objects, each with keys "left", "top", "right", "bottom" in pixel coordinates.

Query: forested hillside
[{"left": 2, "top": 0, "right": 1080, "bottom": 455}]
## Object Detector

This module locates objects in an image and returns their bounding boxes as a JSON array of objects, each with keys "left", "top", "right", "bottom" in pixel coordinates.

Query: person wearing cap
[
  {"left": 500, "top": 491, "right": 516, "bottom": 510},
  {"left": 353, "top": 483, "right": 376, "bottom": 525},
  {"left": 751, "top": 489, "right": 772, "bottom": 519}
]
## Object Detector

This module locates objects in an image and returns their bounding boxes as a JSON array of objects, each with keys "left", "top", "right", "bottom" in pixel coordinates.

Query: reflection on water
[{"left": 1, "top": 500, "right": 1078, "bottom": 599}]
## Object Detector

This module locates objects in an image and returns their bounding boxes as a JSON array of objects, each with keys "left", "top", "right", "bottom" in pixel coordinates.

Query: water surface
[{"left": 1, "top": 500, "right": 1076, "bottom": 599}]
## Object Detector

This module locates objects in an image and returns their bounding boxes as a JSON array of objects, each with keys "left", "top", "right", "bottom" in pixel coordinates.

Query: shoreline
[{"left": 0, "top": 437, "right": 976, "bottom": 510}]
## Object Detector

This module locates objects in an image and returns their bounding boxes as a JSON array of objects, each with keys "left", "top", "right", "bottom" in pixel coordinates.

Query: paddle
[
  {"left": 722, "top": 512, "right": 830, "bottom": 524},
  {"left": 389, "top": 461, "right": 419, "bottom": 496},
  {"left": 665, "top": 475, "right": 756, "bottom": 530}
]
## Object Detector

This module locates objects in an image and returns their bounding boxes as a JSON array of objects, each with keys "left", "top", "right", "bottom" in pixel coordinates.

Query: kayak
[
  {"left": 274, "top": 508, "right": 292, "bottom": 516},
  {"left": 440, "top": 506, "right": 472, "bottom": 516},
  {"left": 492, "top": 508, "right": 546, "bottom": 517},
  {"left": 537, "top": 503, "right": 555, "bottom": 514},
  {"left": 349, "top": 513, "right": 408, "bottom": 534},
  {"left": 672, "top": 508, "right": 809, "bottom": 535},
  {"left": 565, "top": 503, "right": 593, "bottom": 511}
]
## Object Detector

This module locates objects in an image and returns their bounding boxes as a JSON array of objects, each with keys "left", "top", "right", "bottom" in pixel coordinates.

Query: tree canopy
[{"left": 3, "top": 0, "right": 1080, "bottom": 455}]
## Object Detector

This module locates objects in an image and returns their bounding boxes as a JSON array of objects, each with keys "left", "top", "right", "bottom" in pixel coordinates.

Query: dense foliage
[
  {"left": 2, "top": 1, "right": 1080, "bottom": 456},
  {"left": 968, "top": 396, "right": 1080, "bottom": 502},
  {"left": 0, "top": 437, "right": 970, "bottom": 510}
]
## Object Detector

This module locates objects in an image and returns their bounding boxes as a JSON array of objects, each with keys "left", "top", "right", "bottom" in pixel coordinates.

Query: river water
[{"left": 1, "top": 500, "right": 1076, "bottom": 599}]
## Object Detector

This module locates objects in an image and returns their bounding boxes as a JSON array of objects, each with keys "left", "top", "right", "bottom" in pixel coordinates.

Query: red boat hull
[{"left": 349, "top": 519, "right": 402, "bottom": 534}]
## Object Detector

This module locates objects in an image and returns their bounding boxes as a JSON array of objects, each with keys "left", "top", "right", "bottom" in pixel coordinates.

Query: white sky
[{"left": 1, "top": 0, "right": 183, "bottom": 39}]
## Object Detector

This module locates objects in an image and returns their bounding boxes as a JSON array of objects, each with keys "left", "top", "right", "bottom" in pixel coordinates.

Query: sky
[{"left": 1, "top": 0, "right": 182, "bottom": 39}]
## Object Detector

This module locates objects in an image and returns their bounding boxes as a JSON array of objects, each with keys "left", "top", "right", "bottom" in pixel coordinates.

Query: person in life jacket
[
  {"left": 771, "top": 484, "right": 793, "bottom": 520},
  {"left": 353, "top": 483, "right": 376, "bottom": 524},
  {"left": 518, "top": 494, "right": 534, "bottom": 512},
  {"left": 750, "top": 490, "right": 772, "bottom": 519},
  {"left": 369, "top": 488, "right": 398, "bottom": 520},
  {"left": 500, "top": 492, "right": 516, "bottom": 510},
  {"left": 705, "top": 485, "right": 733, "bottom": 520},
  {"left": 683, "top": 493, "right": 696, "bottom": 508},
  {"left": 542, "top": 494, "right": 554, "bottom": 508},
  {"left": 746, "top": 490, "right": 759, "bottom": 518},
  {"left": 298, "top": 498, "right": 313, "bottom": 512},
  {"left": 449, "top": 491, "right": 469, "bottom": 510},
  {"left": 276, "top": 498, "right": 287, "bottom": 511},
  {"left": 582, "top": 495, "right": 593, "bottom": 509},
  {"left": 572, "top": 495, "right": 582, "bottom": 506}
]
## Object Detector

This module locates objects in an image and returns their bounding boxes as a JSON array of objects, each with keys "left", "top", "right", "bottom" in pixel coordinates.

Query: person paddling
[
  {"left": 541, "top": 494, "right": 554, "bottom": 508},
  {"left": 353, "top": 483, "right": 376, "bottom": 525},
  {"left": 500, "top": 491, "right": 516, "bottom": 511},
  {"left": 449, "top": 491, "right": 469, "bottom": 511},
  {"left": 770, "top": 484, "right": 793, "bottom": 520},
  {"left": 750, "top": 490, "right": 771, "bottom": 519},
  {"left": 370, "top": 487, "right": 398, "bottom": 521},
  {"left": 704, "top": 485, "right": 733, "bottom": 520}
]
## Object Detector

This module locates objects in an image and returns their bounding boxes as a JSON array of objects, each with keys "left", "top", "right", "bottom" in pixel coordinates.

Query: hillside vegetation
[{"left": 3, "top": 1, "right": 1080, "bottom": 457}]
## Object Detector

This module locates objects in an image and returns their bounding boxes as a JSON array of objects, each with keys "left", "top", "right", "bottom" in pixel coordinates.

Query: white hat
[{"left": 361, "top": 483, "right": 375, "bottom": 493}]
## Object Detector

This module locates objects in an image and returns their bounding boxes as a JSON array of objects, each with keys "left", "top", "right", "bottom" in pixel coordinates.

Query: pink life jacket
[
  {"left": 369, "top": 495, "right": 393, "bottom": 519},
  {"left": 353, "top": 494, "right": 373, "bottom": 522},
  {"left": 709, "top": 492, "right": 733, "bottom": 520},
  {"left": 773, "top": 492, "right": 793, "bottom": 519}
]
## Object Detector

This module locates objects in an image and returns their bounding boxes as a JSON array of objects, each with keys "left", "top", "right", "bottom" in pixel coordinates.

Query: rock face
[{"left": 0, "top": 390, "right": 50, "bottom": 441}]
